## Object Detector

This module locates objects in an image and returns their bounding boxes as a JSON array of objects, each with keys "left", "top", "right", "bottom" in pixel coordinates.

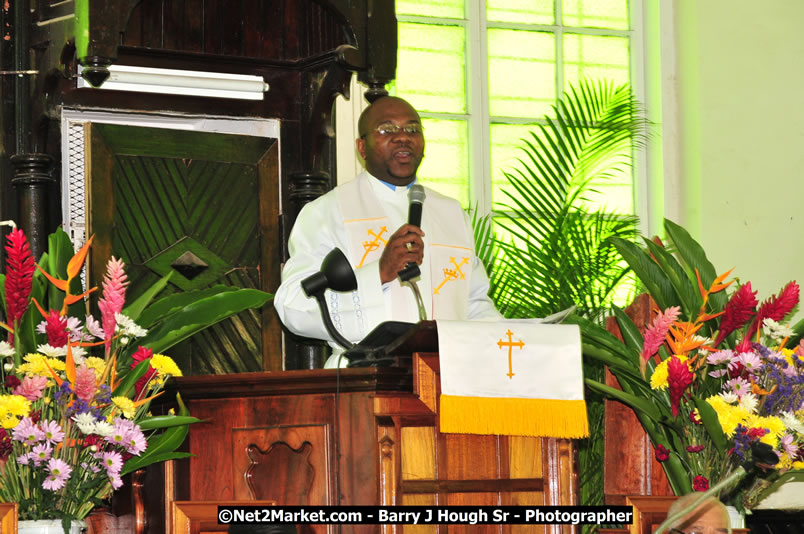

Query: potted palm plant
[{"left": 473, "top": 79, "right": 649, "bottom": 515}]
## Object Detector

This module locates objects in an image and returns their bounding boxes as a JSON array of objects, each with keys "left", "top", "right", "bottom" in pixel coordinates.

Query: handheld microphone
[{"left": 398, "top": 184, "right": 426, "bottom": 282}]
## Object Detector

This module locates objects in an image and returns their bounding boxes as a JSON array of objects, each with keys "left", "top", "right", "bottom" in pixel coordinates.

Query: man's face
[
  {"left": 671, "top": 505, "right": 730, "bottom": 534},
  {"left": 356, "top": 98, "right": 425, "bottom": 186}
]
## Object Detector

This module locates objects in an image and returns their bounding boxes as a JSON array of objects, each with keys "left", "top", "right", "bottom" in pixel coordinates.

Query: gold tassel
[{"left": 440, "top": 395, "right": 590, "bottom": 438}]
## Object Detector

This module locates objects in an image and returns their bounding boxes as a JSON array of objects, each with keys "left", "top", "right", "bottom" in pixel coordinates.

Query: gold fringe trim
[{"left": 440, "top": 395, "right": 590, "bottom": 438}]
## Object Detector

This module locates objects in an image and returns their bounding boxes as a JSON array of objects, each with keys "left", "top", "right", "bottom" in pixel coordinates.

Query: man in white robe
[{"left": 273, "top": 97, "right": 501, "bottom": 366}]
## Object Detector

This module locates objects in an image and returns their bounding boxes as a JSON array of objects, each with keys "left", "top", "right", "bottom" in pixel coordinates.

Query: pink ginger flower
[
  {"left": 14, "top": 375, "right": 48, "bottom": 401},
  {"left": 641, "top": 306, "right": 681, "bottom": 361},
  {"left": 74, "top": 365, "right": 97, "bottom": 403},
  {"left": 4, "top": 228, "right": 35, "bottom": 340},
  {"left": 97, "top": 257, "right": 128, "bottom": 352},
  {"left": 715, "top": 283, "right": 757, "bottom": 346}
]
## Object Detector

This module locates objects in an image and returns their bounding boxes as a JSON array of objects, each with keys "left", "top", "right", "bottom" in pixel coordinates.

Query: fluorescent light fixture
[{"left": 77, "top": 65, "right": 270, "bottom": 100}]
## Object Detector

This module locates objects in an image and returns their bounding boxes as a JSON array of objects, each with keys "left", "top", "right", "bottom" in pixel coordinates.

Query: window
[{"left": 390, "top": 0, "right": 642, "bottom": 218}]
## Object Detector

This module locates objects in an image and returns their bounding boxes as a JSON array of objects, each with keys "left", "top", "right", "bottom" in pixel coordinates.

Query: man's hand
[{"left": 379, "top": 224, "right": 425, "bottom": 283}]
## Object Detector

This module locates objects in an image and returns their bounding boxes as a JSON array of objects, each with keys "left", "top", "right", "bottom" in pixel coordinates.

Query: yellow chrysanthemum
[
  {"left": 650, "top": 355, "right": 689, "bottom": 391},
  {"left": 0, "top": 394, "right": 31, "bottom": 429},
  {"left": 112, "top": 396, "right": 137, "bottom": 419},
  {"left": 780, "top": 348, "right": 804, "bottom": 367},
  {"left": 793, "top": 461, "right": 804, "bottom": 470},
  {"left": 706, "top": 395, "right": 749, "bottom": 437},
  {"left": 84, "top": 357, "right": 107, "bottom": 381},
  {"left": 777, "top": 454, "right": 793, "bottom": 470},
  {"left": 151, "top": 354, "right": 182, "bottom": 377},
  {"left": 744, "top": 414, "right": 786, "bottom": 447},
  {"left": 16, "top": 353, "right": 66, "bottom": 377}
]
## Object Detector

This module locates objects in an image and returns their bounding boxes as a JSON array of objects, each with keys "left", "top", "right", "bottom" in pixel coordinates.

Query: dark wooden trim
[
  {"left": 164, "top": 368, "right": 413, "bottom": 400},
  {"left": 401, "top": 478, "right": 544, "bottom": 494}
]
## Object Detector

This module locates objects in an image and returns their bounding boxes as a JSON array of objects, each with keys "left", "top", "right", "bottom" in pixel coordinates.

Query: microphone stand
[{"left": 398, "top": 264, "right": 428, "bottom": 322}]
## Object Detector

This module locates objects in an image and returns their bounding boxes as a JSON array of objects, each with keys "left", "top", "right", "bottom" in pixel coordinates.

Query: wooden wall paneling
[
  {"left": 542, "top": 438, "right": 577, "bottom": 534},
  {"left": 604, "top": 294, "right": 672, "bottom": 504},
  {"left": 258, "top": 141, "right": 282, "bottom": 371},
  {"left": 185, "top": 398, "right": 246, "bottom": 501},
  {"left": 377, "top": 417, "right": 398, "bottom": 534},
  {"left": 122, "top": 0, "right": 348, "bottom": 61}
]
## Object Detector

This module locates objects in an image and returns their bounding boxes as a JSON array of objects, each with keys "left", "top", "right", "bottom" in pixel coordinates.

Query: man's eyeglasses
[{"left": 362, "top": 123, "right": 424, "bottom": 137}]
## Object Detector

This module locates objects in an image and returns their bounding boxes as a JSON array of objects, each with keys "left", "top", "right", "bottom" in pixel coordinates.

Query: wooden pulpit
[{"left": 159, "top": 322, "right": 578, "bottom": 534}]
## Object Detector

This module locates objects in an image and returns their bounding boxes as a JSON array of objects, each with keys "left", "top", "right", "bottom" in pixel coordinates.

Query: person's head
[
  {"left": 356, "top": 96, "right": 425, "bottom": 186},
  {"left": 667, "top": 494, "right": 731, "bottom": 534}
]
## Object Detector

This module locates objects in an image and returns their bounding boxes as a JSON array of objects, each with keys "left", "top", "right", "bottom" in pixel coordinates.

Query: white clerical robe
[{"left": 273, "top": 172, "right": 501, "bottom": 365}]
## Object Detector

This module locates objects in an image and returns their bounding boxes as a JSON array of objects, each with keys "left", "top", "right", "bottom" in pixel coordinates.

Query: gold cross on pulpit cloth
[{"left": 497, "top": 329, "right": 524, "bottom": 379}]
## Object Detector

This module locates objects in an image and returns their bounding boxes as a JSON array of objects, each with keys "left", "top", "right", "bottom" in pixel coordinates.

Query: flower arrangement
[
  {"left": 0, "top": 224, "right": 272, "bottom": 530},
  {"left": 571, "top": 219, "right": 804, "bottom": 509}
]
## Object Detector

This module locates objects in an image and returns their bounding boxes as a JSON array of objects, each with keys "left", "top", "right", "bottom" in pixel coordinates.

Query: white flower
[
  {"left": 738, "top": 392, "right": 759, "bottom": 414},
  {"left": 93, "top": 421, "right": 115, "bottom": 438},
  {"left": 781, "top": 412, "right": 804, "bottom": 435},
  {"left": 762, "top": 318, "right": 794, "bottom": 341},
  {"left": 69, "top": 346, "right": 87, "bottom": 365},
  {"left": 0, "top": 341, "right": 14, "bottom": 357},
  {"left": 85, "top": 315, "right": 105, "bottom": 339},
  {"left": 72, "top": 413, "right": 97, "bottom": 435},
  {"left": 36, "top": 344, "right": 67, "bottom": 358},
  {"left": 3, "top": 363, "right": 12, "bottom": 372},
  {"left": 114, "top": 313, "right": 147, "bottom": 338},
  {"left": 719, "top": 391, "right": 739, "bottom": 404}
]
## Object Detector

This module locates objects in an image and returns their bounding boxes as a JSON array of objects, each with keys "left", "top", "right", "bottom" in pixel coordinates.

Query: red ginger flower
[
  {"left": 130, "top": 345, "right": 156, "bottom": 398},
  {"left": 43, "top": 309, "right": 69, "bottom": 348},
  {"left": 715, "top": 282, "right": 757, "bottom": 347},
  {"left": 744, "top": 281, "right": 800, "bottom": 344},
  {"left": 98, "top": 257, "right": 128, "bottom": 351},
  {"left": 4, "top": 228, "right": 35, "bottom": 333},
  {"left": 693, "top": 475, "right": 709, "bottom": 491},
  {"left": 641, "top": 306, "right": 681, "bottom": 361},
  {"left": 667, "top": 356, "right": 694, "bottom": 417}
]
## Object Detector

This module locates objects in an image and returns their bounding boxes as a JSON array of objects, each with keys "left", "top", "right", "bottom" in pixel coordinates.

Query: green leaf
[
  {"left": 121, "top": 452, "right": 194, "bottom": 476},
  {"left": 611, "top": 237, "right": 678, "bottom": 311},
  {"left": 138, "top": 415, "right": 201, "bottom": 430},
  {"left": 644, "top": 239, "right": 702, "bottom": 319},
  {"left": 611, "top": 305, "right": 644, "bottom": 365},
  {"left": 135, "top": 285, "right": 239, "bottom": 329},
  {"left": 693, "top": 395, "right": 728, "bottom": 453},
  {"left": 664, "top": 219, "right": 729, "bottom": 312},
  {"left": 566, "top": 315, "right": 640, "bottom": 364},
  {"left": 123, "top": 272, "right": 173, "bottom": 322},
  {"left": 112, "top": 359, "right": 151, "bottom": 398},
  {"left": 137, "top": 288, "right": 272, "bottom": 354},
  {"left": 580, "top": 343, "right": 644, "bottom": 381},
  {"left": 584, "top": 378, "right": 663, "bottom": 422}
]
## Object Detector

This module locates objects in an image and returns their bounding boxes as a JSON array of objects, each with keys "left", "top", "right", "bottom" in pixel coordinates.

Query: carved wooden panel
[
  {"left": 123, "top": 0, "right": 351, "bottom": 61},
  {"left": 231, "top": 424, "right": 328, "bottom": 506},
  {"left": 87, "top": 123, "right": 282, "bottom": 374}
]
